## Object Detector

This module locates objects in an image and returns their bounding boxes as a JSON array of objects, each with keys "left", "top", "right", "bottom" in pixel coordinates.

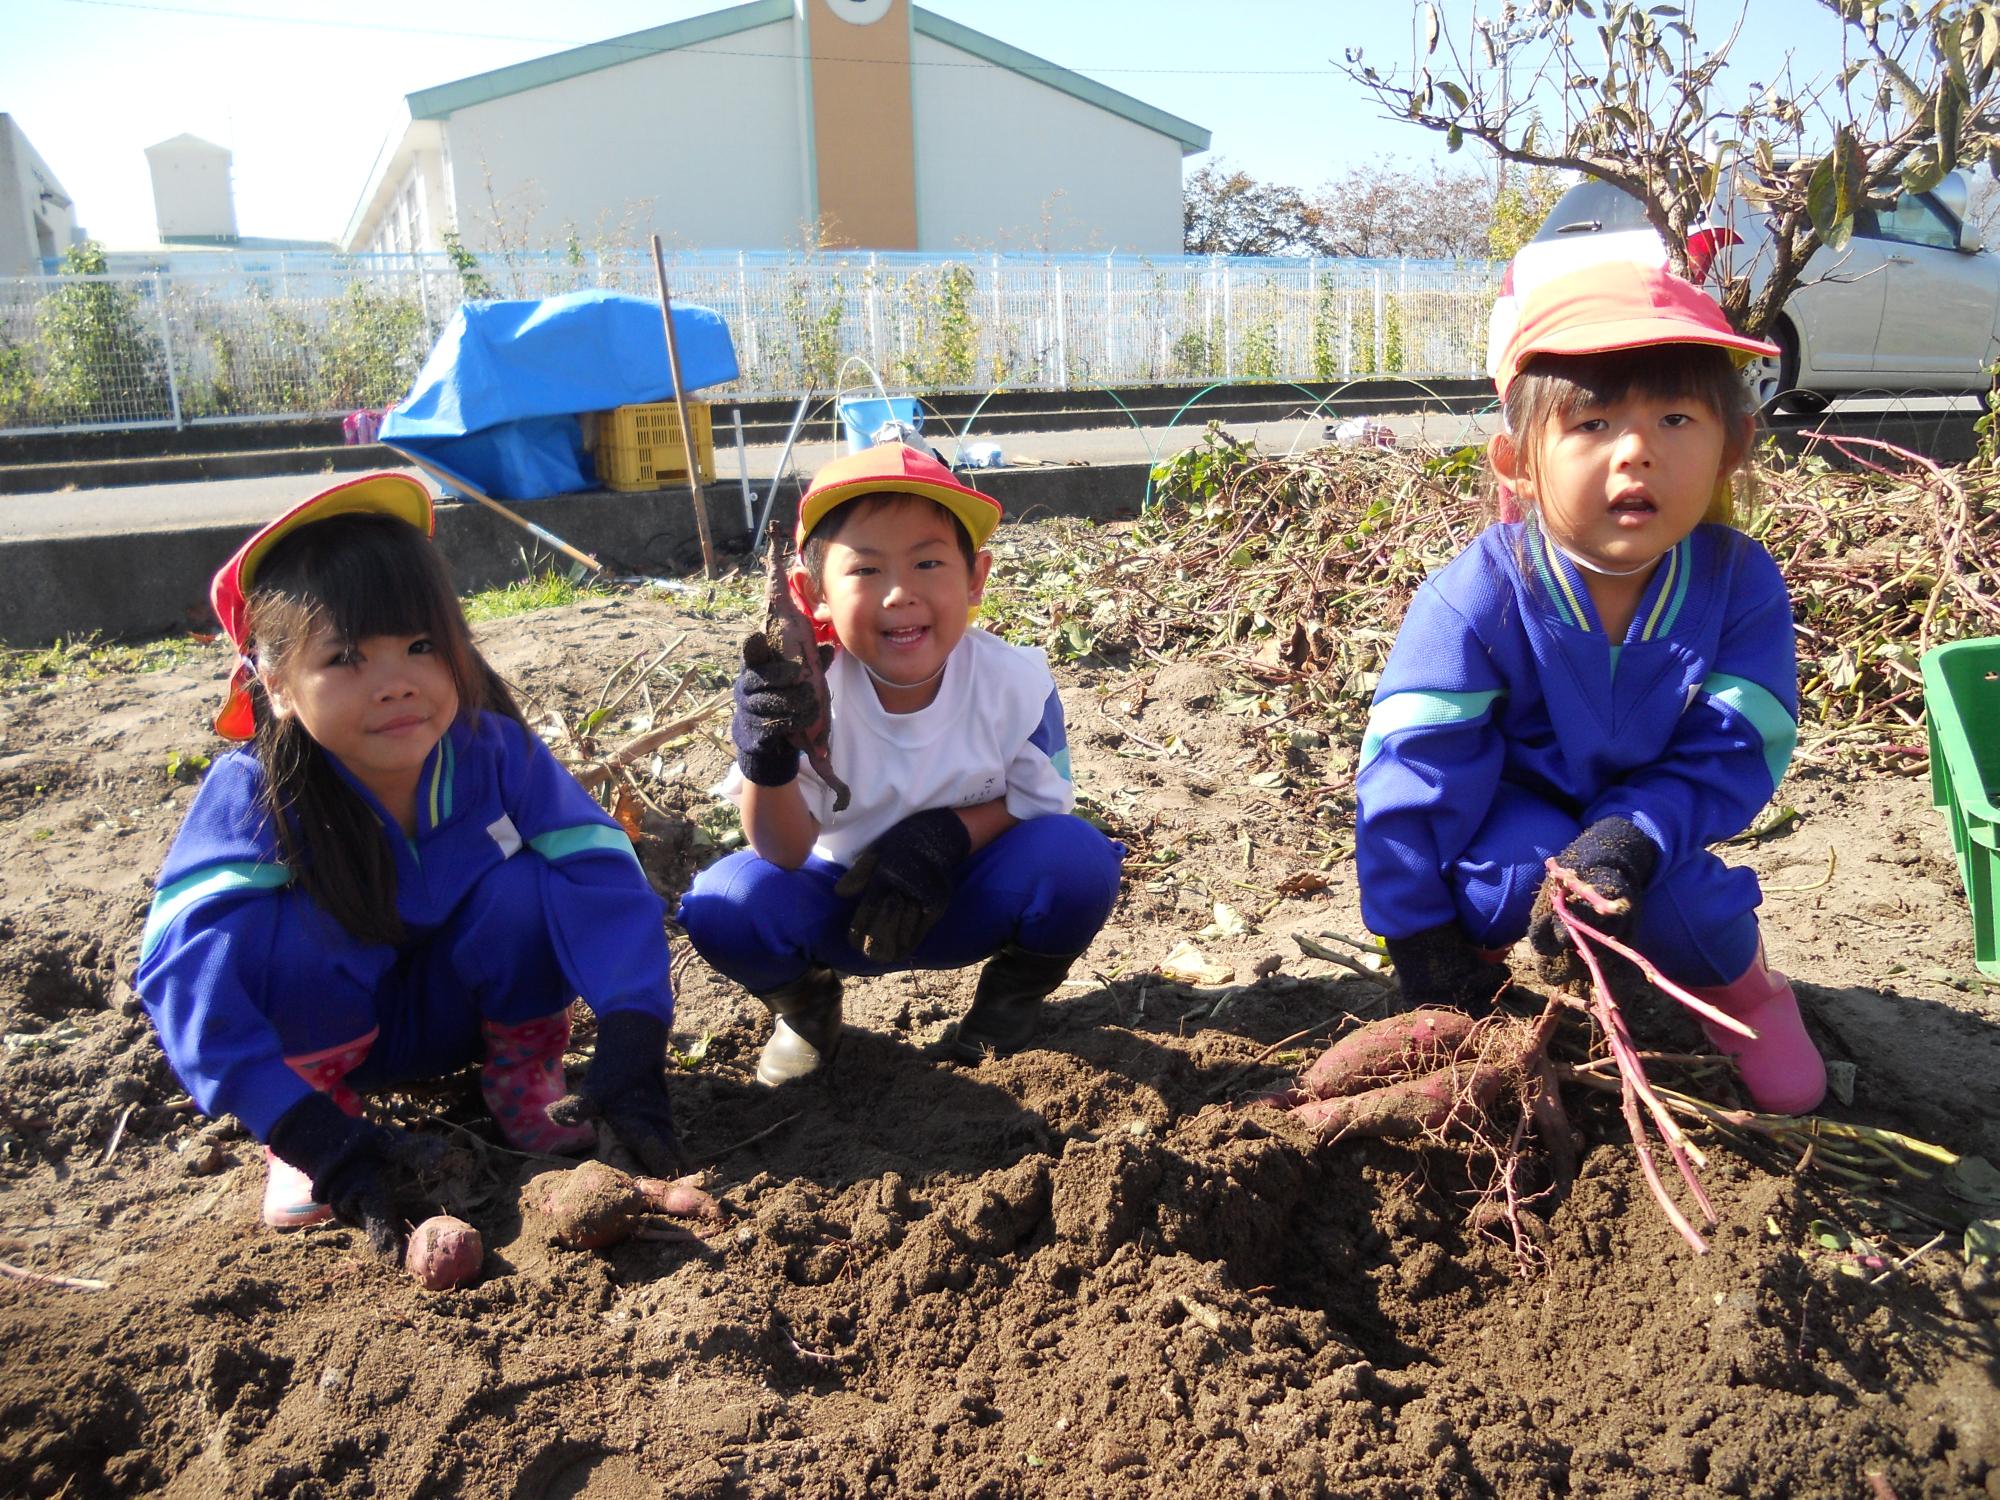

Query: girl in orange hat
[
  {"left": 1355, "top": 263, "right": 1826, "bottom": 1115},
  {"left": 135, "top": 475, "right": 683, "bottom": 1257}
]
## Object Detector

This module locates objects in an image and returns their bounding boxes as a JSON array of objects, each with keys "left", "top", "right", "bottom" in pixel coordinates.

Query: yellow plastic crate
[{"left": 588, "top": 399, "right": 715, "bottom": 491}]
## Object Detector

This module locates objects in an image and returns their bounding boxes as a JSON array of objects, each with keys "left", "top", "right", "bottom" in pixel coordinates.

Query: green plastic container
[{"left": 1922, "top": 636, "right": 2000, "bottom": 977}]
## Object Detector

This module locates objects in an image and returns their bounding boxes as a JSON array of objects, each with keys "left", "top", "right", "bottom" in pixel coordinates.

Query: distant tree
[
  {"left": 1183, "top": 160, "right": 1340, "bottom": 256},
  {"left": 1338, "top": 0, "right": 2000, "bottom": 337},
  {"left": 1486, "top": 165, "right": 1570, "bottom": 260},
  {"left": 1312, "top": 158, "right": 1498, "bottom": 258},
  {"left": 38, "top": 240, "right": 170, "bottom": 421}
]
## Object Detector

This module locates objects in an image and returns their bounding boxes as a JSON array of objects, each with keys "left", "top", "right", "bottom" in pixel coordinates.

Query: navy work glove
[
  {"left": 1382, "top": 921, "right": 1510, "bottom": 1015},
  {"left": 548, "top": 1011, "right": 686, "bottom": 1176},
  {"left": 731, "top": 633, "right": 823, "bottom": 787},
  {"left": 833, "top": 806, "right": 973, "bottom": 965},
  {"left": 1527, "top": 816, "right": 1661, "bottom": 982},
  {"left": 267, "top": 1092, "right": 431, "bottom": 1260}
]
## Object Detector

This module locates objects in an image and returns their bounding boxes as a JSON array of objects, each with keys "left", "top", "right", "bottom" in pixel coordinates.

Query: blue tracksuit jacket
[
  {"left": 134, "top": 712, "right": 673, "bottom": 1139},
  {"left": 1355, "top": 521, "right": 1798, "bottom": 983}
]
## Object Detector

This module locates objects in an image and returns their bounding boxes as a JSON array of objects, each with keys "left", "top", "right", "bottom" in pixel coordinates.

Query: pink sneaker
[
  {"left": 480, "top": 1013, "right": 596, "bottom": 1154},
  {"left": 264, "top": 1029, "right": 379, "bottom": 1230},
  {"left": 1693, "top": 960, "right": 1827, "bottom": 1116},
  {"left": 262, "top": 1147, "right": 333, "bottom": 1229}
]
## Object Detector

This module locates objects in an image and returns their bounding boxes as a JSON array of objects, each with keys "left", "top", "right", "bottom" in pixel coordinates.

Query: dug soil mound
[{"left": 2, "top": 560, "right": 1998, "bottom": 1499}]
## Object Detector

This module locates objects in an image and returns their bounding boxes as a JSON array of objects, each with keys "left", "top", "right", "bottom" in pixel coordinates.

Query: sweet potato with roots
[
  {"left": 1297, "top": 1007, "right": 1482, "bottom": 1101},
  {"left": 531, "top": 1160, "right": 724, "bottom": 1251},
  {"left": 1286, "top": 1059, "right": 1508, "bottom": 1142}
]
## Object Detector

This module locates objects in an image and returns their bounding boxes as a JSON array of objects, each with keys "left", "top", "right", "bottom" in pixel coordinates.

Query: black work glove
[
  {"left": 548, "top": 1011, "right": 686, "bottom": 1176},
  {"left": 833, "top": 806, "right": 973, "bottom": 965},
  {"left": 267, "top": 1092, "right": 425, "bottom": 1260},
  {"left": 731, "top": 634, "right": 823, "bottom": 787},
  {"left": 1382, "top": 921, "right": 1510, "bottom": 1015},
  {"left": 1527, "top": 816, "right": 1661, "bottom": 982}
]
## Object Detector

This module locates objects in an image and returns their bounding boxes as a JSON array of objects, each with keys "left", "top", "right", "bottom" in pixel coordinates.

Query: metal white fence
[{"left": 0, "top": 250, "right": 1500, "bottom": 434}]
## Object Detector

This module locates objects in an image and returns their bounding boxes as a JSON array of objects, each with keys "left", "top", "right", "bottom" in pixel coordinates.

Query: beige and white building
[
  {"left": 342, "top": 0, "right": 1207, "bottom": 258},
  {"left": 1, "top": 115, "right": 81, "bottom": 275}
]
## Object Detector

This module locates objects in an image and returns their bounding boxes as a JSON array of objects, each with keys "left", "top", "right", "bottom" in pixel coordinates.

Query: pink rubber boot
[
  {"left": 264, "top": 1029, "right": 377, "bottom": 1230},
  {"left": 480, "top": 1013, "right": 596, "bottom": 1154},
  {"left": 1691, "top": 957, "right": 1826, "bottom": 1116}
]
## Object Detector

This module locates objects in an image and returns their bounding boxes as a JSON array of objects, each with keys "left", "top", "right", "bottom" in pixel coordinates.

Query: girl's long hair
[
  {"left": 242, "top": 514, "right": 523, "bottom": 945},
  {"left": 1501, "top": 343, "right": 1759, "bottom": 527}
]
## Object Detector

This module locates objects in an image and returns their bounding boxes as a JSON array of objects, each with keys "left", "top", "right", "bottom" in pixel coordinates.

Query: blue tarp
[{"left": 380, "top": 290, "right": 738, "bottom": 501}]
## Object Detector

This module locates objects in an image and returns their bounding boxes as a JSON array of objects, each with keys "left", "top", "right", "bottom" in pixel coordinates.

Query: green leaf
[
  {"left": 1902, "top": 153, "right": 1950, "bottom": 195},
  {"left": 1967, "top": 1218, "right": 2000, "bottom": 1264},
  {"left": 1936, "top": 79, "right": 1965, "bottom": 165},
  {"left": 1948, "top": 1154, "right": 2000, "bottom": 1206},
  {"left": 1447, "top": 123, "right": 1464, "bottom": 152},
  {"left": 1439, "top": 79, "right": 1468, "bottom": 110}
]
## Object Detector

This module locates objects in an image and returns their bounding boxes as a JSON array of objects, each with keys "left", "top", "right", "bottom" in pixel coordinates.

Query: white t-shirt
[{"left": 717, "top": 627, "right": 1074, "bottom": 867}]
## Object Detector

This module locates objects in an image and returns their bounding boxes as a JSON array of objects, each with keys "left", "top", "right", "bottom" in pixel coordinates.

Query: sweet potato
[
  {"left": 404, "top": 1215, "right": 483, "bottom": 1290},
  {"left": 1288, "top": 1061, "right": 1505, "bottom": 1142},
  {"left": 760, "top": 523, "right": 851, "bottom": 811},
  {"left": 533, "top": 1161, "right": 723, "bottom": 1250},
  {"left": 1298, "top": 1007, "right": 1481, "bottom": 1101},
  {"left": 634, "top": 1175, "right": 722, "bottom": 1222}
]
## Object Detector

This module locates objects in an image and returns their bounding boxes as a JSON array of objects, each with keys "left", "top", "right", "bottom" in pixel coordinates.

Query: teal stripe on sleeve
[
  {"left": 1702, "top": 673, "right": 1797, "bottom": 788},
  {"left": 140, "top": 861, "right": 292, "bottom": 962},
  {"left": 1360, "top": 689, "right": 1502, "bottom": 770},
  {"left": 528, "top": 824, "right": 641, "bottom": 866}
]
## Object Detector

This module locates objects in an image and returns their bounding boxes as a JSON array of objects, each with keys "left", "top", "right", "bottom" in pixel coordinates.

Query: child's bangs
[
  {"left": 259, "top": 514, "right": 456, "bottom": 646},
  {"left": 1521, "top": 344, "right": 1746, "bottom": 423}
]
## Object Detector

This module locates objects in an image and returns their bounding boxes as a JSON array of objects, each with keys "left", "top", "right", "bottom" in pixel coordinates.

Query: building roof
[
  {"left": 402, "top": 0, "right": 1208, "bottom": 153},
  {"left": 145, "top": 133, "right": 231, "bottom": 157}
]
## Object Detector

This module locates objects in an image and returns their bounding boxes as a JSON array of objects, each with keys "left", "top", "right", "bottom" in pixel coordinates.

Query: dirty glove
[
  {"left": 731, "top": 634, "right": 824, "bottom": 787},
  {"left": 267, "top": 1093, "right": 424, "bottom": 1260},
  {"left": 1527, "top": 816, "right": 1661, "bottom": 982},
  {"left": 1382, "top": 921, "right": 1510, "bottom": 1015},
  {"left": 548, "top": 1011, "right": 685, "bottom": 1176},
  {"left": 833, "top": 806, "right": 972, "bottom": 965}
]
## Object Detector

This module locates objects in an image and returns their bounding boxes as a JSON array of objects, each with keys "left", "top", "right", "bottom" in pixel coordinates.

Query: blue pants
[
  {"left": 678, "top": 814, "right": 1125, "bottom": 993},
  {"left": 263, "top": 855, "right": 575, "bottom": 1088},
  {"left": 1447, "top": 784, "right": 1762, "bottom": 987}
]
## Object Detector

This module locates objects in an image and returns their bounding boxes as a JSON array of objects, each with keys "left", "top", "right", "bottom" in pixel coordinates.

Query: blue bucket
[{"left": 837, "top": 395, "right": 923, "bottom": 454}]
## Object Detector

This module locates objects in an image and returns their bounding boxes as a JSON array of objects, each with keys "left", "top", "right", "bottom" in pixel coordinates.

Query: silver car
[{"left": 1486, "top": 171, "right": 2000, "bottom": 413}]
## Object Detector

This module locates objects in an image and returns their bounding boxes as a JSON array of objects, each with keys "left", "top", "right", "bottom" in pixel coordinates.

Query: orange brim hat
[
  {"left": 794, "top": 442, "right": 1002, "bottom": 551},
  {"left": 1495, "top": 261, "right": 1778, "bottom": 398},
  {"left": 209, "top": 472, "right": 434, "bottom": 739}
]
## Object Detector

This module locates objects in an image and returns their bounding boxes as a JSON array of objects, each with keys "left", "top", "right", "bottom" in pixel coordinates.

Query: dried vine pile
[{"left": 1011, "top": 430, "right": 2000, "bottom": 768}]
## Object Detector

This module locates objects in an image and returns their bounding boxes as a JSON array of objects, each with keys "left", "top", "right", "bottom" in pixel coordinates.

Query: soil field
[{"left": 2, "top": 542, "right": 1998, "bottom": 1500}]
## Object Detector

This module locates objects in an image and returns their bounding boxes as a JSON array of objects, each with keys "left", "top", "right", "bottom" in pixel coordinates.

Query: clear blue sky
[{"left": 5, "top": 0, "right": 1843, "bottom": 248}]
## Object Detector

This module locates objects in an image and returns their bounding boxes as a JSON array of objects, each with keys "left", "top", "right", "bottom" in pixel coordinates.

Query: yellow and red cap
[
  {"left": 208, "top": 472, "right": 434, "bottom": 739},
  {"left": 794, "top": 442, "right": 1002, "bottom": 551}
]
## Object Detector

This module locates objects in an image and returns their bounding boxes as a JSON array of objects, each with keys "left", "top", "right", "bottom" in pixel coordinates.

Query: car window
[
  {"left": 1868, "top": 192, "right": 1959, "bottom": 251},
  {"left": 1529, "top": 181, "right": 1652, "bottom": 241}
]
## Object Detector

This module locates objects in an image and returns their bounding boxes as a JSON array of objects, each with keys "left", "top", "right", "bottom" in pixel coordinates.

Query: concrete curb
[{"left": 0, "top": 460, "right": 1155, "bottom": 645}]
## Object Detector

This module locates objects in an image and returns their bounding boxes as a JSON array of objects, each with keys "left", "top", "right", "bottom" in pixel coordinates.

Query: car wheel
[{"left": 1759, "top": 323, "right": 1828, "bottom": 415}]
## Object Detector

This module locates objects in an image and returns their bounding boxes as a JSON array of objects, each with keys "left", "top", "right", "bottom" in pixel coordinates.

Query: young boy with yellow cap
[{"left": 678, "top": 443, "right": 1124, "bottom": 1084}]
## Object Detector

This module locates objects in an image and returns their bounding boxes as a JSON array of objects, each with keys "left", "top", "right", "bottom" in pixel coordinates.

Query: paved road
[{"left": 0, "top": 391, "right": 1975, "bottom": 542}]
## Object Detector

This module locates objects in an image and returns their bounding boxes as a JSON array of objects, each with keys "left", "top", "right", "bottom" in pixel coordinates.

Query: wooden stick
[
  {"left": 0, "top": 1259, "right": 109, "bottom": 1291},
  {"left": 570, "top": 691, "right": 728, "bottom": 789},
  {"left": 388, "top": 448, "right": 607, "bottom": 576},
  {"left": 650, "top": 235, "right": 717, "bottom": 580}
]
